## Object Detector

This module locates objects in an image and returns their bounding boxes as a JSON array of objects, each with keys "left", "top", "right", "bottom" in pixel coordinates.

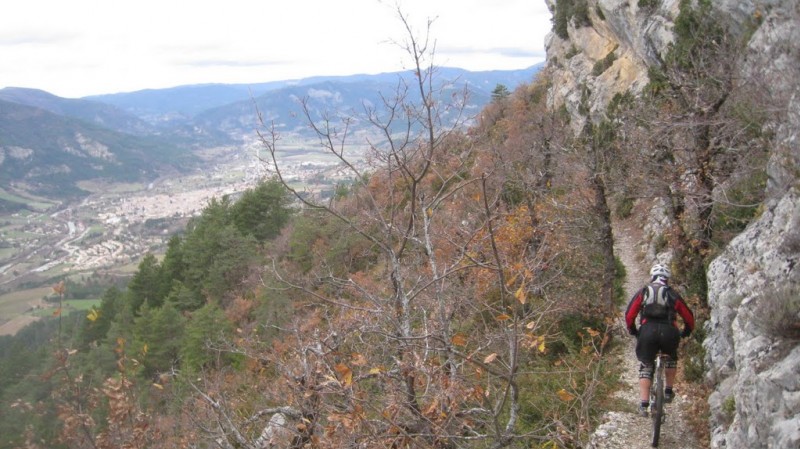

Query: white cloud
[{"left": 0, "top": 0, "right": 551, "bottom": 98}]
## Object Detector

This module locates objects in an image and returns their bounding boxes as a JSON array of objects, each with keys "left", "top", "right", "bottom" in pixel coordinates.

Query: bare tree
[
  {"left": 171, "top": 7, "right": 565, "bottom": 449},
  {"left": 615, "top": 1, "right": 774, "bottom": 298}
]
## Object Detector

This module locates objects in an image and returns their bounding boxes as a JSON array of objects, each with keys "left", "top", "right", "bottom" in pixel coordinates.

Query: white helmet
[{"left": 650, "top": 263, "right": 671, "bottom": 278}]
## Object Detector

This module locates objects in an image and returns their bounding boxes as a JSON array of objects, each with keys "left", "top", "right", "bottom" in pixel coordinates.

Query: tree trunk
[{"left": 591, "top": 172, "right": 617, "bottom": 313}]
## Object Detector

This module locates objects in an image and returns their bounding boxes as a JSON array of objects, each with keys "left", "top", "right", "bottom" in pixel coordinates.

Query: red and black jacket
[{"left": 625, "top": 284, "right": 695, "bottom": 333}]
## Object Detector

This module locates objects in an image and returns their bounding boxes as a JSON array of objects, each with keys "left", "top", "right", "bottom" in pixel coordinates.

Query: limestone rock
[
  {"left": 705, "top": 188, "right": 800, "bottom": 449},
  {"left": 545, "top": 0, "right": 679, "bottom": 132},
  {"left": 702, "top": 2, "right": 800, "bottom": 446}
]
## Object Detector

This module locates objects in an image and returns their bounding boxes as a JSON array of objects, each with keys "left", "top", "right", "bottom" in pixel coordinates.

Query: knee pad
[
  {"left": 639, "top": 362, "right": 654, "bottom": 379},
  {"left": 665, "top": 359, "right": 678, "bottom": 369}
]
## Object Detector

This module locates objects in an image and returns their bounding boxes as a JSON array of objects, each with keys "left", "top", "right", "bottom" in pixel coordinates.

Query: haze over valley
[{"left": 0, "top": 65, "right": 540, "bottom": 333}]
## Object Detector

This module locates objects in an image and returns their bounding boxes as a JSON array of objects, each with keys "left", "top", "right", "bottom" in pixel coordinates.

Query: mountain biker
[{"left": 625, "top": 263, "right": 695, "bottom": 417}]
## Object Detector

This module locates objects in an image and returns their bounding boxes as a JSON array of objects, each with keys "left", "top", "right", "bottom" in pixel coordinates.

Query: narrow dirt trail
[{"left": 587, "top": 216, "right": 704, "bottom": 448}]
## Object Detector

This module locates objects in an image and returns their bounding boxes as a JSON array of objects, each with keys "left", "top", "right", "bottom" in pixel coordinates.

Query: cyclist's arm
[
  {"left": 674, "top": 296, "right": 695, "bottom": 335},
  {"left": 625, "top": 290, "right": 644, "bottom": 334}
]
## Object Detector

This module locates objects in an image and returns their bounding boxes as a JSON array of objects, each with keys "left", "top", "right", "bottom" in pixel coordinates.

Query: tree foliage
[{"left": 230, "top": 176, "right": 294, "bottom": 241}]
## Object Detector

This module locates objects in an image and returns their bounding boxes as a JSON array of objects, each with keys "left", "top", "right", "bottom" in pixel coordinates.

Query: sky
[{"left": 0, "top": 0, "right": 553, "bottom": 99}]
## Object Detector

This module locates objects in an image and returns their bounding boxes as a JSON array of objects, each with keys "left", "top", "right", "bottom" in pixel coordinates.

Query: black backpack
[{"left": 641, "top": 283, "right": 675, "bottom": 321}]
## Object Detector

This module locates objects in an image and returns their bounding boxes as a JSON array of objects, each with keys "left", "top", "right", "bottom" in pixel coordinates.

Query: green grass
[
  {"left": 76, "top": 180, "right": 147, "bottom": 194},
  {"left": 36, "top": 263, "right": 70, "bottom": 278},
  {"left": 0, "top": 188, "right": 59, "bottom": 211},
  {"left": 87, "top": 224, "right": 106, "bottom": 235},
  {"left": 0, "top": 247, "right": 18, "bottom": 259},
  {"left": 0, "top": 287, "right": 53, "bottom": 318},
  {"left": 31, "top": 299, "right": 101, "bottom": 317},
  {"left": 4, "top": 230, "right": 41, "bottom": 239}
]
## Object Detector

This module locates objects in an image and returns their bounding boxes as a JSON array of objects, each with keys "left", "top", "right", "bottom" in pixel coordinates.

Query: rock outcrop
[
  {"left": 544, "top": 0, "right": 799, "bottom": 447},
  {"left": 705, "top": 189, "right": 800, "bottom": 449},
  {"left": 703, "top": 1, "right": 800, "bottom": 447},
  {"left": 544, "top": 0, "right": 680, "bottom": 131}
]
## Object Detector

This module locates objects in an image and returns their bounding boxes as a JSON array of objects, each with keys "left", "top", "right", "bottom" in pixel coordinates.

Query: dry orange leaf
[
  {"left": 483, "top": 353, "right": 498, "bottom": 364},
  {"left": 557, "top": 389, "right": 576, "bottom": 402},
  {"left": 424, "top": 398, "right": 439, "bottom": 416},
  {"left": 514, "top": 286, "right": 526, "bottom": 304},
  {"left": 451, "top": 334, "right": 467, "bottom": 346},
  {"left": 504, "top": 273, "right": 519, "bottom": 287},
  {"left": 335, "top": 363, "right": 353, "bottom": 387},
  {"left": 52, "top": 281, "right": 65, "bottom": 296},
  {"left": 351, "top": 353, "right": 367, "bottom": 366},
  {"left": 530, "top": 335, "right": 547, "bottom": 353}
]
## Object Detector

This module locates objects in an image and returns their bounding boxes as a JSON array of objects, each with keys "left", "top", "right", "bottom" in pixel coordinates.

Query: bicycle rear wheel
[{"left": 651, "top": 359, "right": 664, "bottom": 447}]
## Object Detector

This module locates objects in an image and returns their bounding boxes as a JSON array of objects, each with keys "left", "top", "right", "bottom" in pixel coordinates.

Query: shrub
[
  {"left": 608, "top": 91, "right": 635, "bottom": 116},
  {"left": 555, "top": 312, "right": 607, "bottom": 355},
  {"left": 644, "top": 66, "right": 669, "bottom": 97},
  {"left": 553, "top": 0, "right": 572, "bottom": 39},
  {"left": 500, "top": 180, "right": 526, "bottom": 208},
  {"left": 653, "top": 233, "right": 668, "bottom": 254},
  {"left": 669, "top": 0, "right": 724, "bottom": 71},
  {"left": 566, "top": 45, "right": 580, "bottom": 60},
  {"left": 722, "top": 396, "right": 736, "bottom": 424},
  {"left": 638, "top": 0, "right": 661, "bottom": 11},
  {"left": 615, "top": 195, "right": 634, "bottom": 219},
  {"left": 614, "top": 256, "right": 628, "bottom": 305},
  {"left": 710, "top": 171, "right": 767, "bottom": 250},
  {"left": 553, "top": 0, "right": 593, "bottom": 39},
  {"left": 572, "top": 0, "right": 592, "bottom": 27},
  {"left": 592, "top": 50, "right": 617, "bottom": 76},
  {"left": 751, "top": 285, "right": 800, "bottom": 339},
  {"left": 682, "top": 338, "right": 706, "bottom": 382}
]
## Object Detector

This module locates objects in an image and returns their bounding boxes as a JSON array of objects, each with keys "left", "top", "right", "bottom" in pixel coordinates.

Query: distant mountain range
[
  {"left": 87, "top": 66, "right": 541, "bottom": 123},
  {"left": 0, "top": 88, "right": 156, "bottom": 135},
  {"left": 0, "top": 99, "right": 192, "bottom": 203},
  {"left": 0, "top": 64, "right": 542, "bottom": 203}
]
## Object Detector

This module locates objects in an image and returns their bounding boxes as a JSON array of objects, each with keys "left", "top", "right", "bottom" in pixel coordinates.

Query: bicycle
[{"left": 649, "top": 352, "right": 668, "bottom": 447}]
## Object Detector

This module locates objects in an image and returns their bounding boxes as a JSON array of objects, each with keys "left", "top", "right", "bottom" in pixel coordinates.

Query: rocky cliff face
[
  {"left": 705, "top": 189, "right": 800, "bottom": 449},
  {"left": 543, "top": 0, "right": 799, "bottom": 447},
  {"left": 704, "top": 1, "right": 800, "bottom": 447},
  {"left": 544, "top": 0, "right": 680, "bottom": 131}
]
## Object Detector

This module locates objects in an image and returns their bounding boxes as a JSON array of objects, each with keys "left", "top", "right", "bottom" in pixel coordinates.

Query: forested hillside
[
  {"left": 0, "top": 2, "right": 795, "bottom": 448},
  {"left": 0, "top": 99, "right": 191, "bottom": 200}
]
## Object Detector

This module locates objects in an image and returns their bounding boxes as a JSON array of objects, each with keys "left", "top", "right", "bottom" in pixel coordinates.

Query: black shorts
[{"left": 636, "top": 321, "right": 680, "bottom": 364}]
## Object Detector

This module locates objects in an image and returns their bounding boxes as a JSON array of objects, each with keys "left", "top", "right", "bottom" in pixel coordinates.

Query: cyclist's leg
[
  {"left": 665, "top": 362, "right": 677, "bottom": 387},
  {"left": 636, "top": 324, "right": 658, "bottom": 405},
  {"left": 660, "top": 323, "right": 681, "bottom": 399},
  {"left": 638, "top": 363, "right": 654, "bottom": 416},
  {"left": 639, "top": 367, "right": 653, "bottom": 401}
]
